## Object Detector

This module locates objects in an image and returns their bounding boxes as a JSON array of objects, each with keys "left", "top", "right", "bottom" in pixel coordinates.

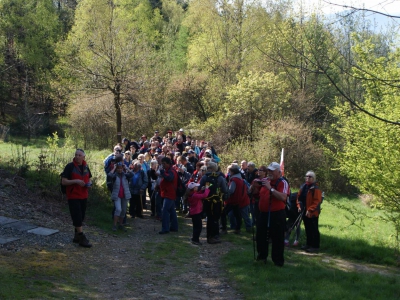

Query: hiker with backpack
[
  {"left": 108, "top": 162, "right": 133, "bottom": 231},
  {"left": 256, "top": 162, "right": 290, "bottom": 266},
  {"left": 296, "top": 171, "right": 323, "bottom": 253},
  {"left": 159, "top": 157, "right": 179, "bottom": 234},
  {"left": 61, "top": 148, "right": 92, "bottom": 248},
  {"left": 128, "top": 161, "right": 148, "bottom": 219},
  {"left": 220, "top": 164, "right": 250, "bottom": 235},
  {"left": 199, "top": 162, "right": 228, "bottom": 244}
]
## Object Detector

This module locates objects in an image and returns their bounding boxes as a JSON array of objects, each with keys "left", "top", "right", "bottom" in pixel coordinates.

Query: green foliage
[{"left": 330, "top": 37, "right": 400, "bottom": 250}]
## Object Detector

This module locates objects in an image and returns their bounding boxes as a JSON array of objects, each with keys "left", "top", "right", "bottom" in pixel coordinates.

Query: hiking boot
[
  {"left": 191, "top": 240, "right": 202, "bottom": 246},
  {"left": 78, "top": 233, "right": 92, "bottom": 248},
  {"left": 301, "top": 245, "right": 310, "bottom": 250},
  {"left": 306, "top": 247, "right": 319, "bottom": 253},
  {"left": 256, "top": 254, "right": 266, "bottom": 263},
  {"left": 207, "top": 238, "right": 221, "bottom": 244},
  {"left": 284, "top": 239, "right": 289, "bottom": 247},
  {"left": 234, "top": 229, "right": 240, "bottom": 234},
  {"left": 73, "top": 232, "right": 80, "bottom": 243},
  {"left": 246, "top": 227, "right": 252, "bottom": 233},
  {"left": 220, "top": 229, "right": 228, "bottom": 235},
  {"left": 118, "top": 224, "right": 127, "bottom": 232},
  {"left": 112, "top": 225, "right": 117, "bottom": 232},
  {"left": 292, "top": 240, "right": 299, "bottom": 247}
]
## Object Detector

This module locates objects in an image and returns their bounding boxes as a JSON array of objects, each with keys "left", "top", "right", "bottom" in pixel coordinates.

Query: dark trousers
[
  {"left": 256, "top": 210, "right": 286, "bottom": 266},
  {"left": 129, "top": 194, "right": 143, "bottom": 217},
  {"left": 191, "top": 213, "right": 203, "bottom": 242},
  {"left": 150, "top": 188, "right": 156, "bottom": 215},
  {"left": 303, "top": 216, "right": 320, "bottom": 248},
  {"left": 203, "top": 198, "right": 222, "bottom": 239},
  {"left": 68, "top": 199, "right": 87, "bottom": 227},
  {"left": 221, "top": 204, "right": 242, "bottom": 230}
]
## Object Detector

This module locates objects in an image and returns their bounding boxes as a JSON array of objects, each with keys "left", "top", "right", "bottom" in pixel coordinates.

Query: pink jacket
[{"left": 188, "top": 188, "right": 210, "bottom": 215}]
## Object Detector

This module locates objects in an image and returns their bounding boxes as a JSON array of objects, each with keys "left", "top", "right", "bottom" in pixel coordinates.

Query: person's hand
[
  {"left": 201, "top": 186, "right": 206, "bottom": 190},
  {"left": 306, "top": 211, "right": 311, "bottom": 217},
  {"left": 298, "top": 207, "right": 302, "bottom": 213},
  {"left": 76, "top": 179, "right": 86, "bottom": 187},
  {"left": 263, "top": 181, "right": 271, "bottom": 190}
]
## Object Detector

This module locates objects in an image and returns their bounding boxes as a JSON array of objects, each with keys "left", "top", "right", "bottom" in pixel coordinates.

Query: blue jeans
[
  {"left": 155, "top": 192, "right": 163, "bottom": 218},
  {"left": 229, "top": 205, "right": 252, "bottom": 230},
  {"left": 161, "top": 198, "right": 178, "bottom": 233}
]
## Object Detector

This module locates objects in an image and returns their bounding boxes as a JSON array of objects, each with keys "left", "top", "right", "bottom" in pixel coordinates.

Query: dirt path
[{"left": 67, "top": 210, "right": 242, "bottom": 300}]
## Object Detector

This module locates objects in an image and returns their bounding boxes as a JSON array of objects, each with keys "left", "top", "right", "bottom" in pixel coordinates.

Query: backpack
[
  {"left": 204, "top": 173, "right": 220, "bottom": 197},
  {"left": 60, "top": 162, "right": 74, "bottom": 195}
]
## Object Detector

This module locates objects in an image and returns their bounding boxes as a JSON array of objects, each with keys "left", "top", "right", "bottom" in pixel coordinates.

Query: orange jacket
[{"left": 296, "top": 183, "right": 322, "bottom": 218}]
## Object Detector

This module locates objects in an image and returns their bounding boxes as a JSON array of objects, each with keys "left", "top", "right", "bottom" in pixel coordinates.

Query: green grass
[
  {"left": 0, "top": 250, "right": 94, "bottom": 300},
  {"left": 223, "top": 248, "right": 399, "bottom": 300},
  {"left": 222, "top": 193, "right": 400, "bottom": 300}
]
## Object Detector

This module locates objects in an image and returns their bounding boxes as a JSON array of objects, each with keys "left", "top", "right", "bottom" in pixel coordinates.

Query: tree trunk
[{"left": 114, "top": 87, "right": 122, "bottom": 143}]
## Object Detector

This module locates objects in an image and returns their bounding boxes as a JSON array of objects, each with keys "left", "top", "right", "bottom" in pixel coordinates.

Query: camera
[
  {"left": 116, "top": 162, "right": 123, "bottom": 166},
  {"left": 257, "top": 181, "right": 263, "bottom": 186}
]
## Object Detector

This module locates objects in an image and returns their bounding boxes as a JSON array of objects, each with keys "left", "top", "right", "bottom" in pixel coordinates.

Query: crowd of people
[{"left": 61, "top": 129, "right": 324, "bottom": 267}]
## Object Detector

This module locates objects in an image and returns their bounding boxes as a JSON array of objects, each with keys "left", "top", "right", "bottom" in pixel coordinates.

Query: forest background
[{"left": 0, "top": 0, "right": 399, "bottom": 248}]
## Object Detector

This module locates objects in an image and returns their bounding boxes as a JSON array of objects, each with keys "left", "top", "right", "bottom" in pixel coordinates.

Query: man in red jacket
[
  {"left": 256, "top": 162, "right": 289, "bottom": 266},
  {"left": 61, "top": 148, "right": 92, "bottom": 248},
  {"left": 159, "top": 157, "right": 179, "bottom": 234}
]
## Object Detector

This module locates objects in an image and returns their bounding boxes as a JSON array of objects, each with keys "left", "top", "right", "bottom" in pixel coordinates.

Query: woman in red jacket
[{"left": 296, "top": 171, "right": 323, "bottom": 253}]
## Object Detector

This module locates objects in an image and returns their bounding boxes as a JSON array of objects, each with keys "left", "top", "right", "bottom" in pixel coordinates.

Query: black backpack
[
  {"left": 60, "top": 162, "right": 74, "bottom": 194},
  {"left": 204, "top": 172, "right": 220, "bottom": 197}
]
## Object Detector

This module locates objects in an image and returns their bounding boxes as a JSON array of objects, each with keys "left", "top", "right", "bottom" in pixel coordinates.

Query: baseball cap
[
  {"left": 267, "top": 162, "right": 281, "bottom": 171},
  {"left": 179, "top": 128, "right": 184, "bottom": 132},
  {"left": 188, "top": 182, "right": 200, "bottom": 190},
  {"left": 188, "top": 149, "right": 195, "bottom": 154},
  {"left": 205, "top": 149, "right": 212, "bottom": 154}
]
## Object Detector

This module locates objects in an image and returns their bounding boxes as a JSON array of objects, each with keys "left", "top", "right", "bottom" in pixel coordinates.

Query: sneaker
[
  {"left": 78, "top": 233, "right": 92, "bottom": 248},
  {"left": 112, "top": 225, "right": 117, "bottom": 232},
  {"left": 284, "top": 239, "right": 289, "bottom": 247},
  {"left": 292, "top": 240, "right": 299, "bottom": 247}
]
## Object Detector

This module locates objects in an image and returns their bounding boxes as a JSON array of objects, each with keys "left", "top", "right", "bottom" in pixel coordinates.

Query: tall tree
[{"left": 56, "top": 0, "right": 162, "bottom": 142}]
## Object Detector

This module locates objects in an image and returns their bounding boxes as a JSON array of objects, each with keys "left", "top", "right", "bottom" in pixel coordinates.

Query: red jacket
[
  {"left": 258, "top": 177, "right": 289, "bottom": 212},
  {"left": 227, "top": 177, "right": 250, "bottom": 208},
  {"left": 65, "top": 159, "right": 91, "bottom": 200},
  {"left": 160, "top": 166, "right": 178, "bottom": 200}
]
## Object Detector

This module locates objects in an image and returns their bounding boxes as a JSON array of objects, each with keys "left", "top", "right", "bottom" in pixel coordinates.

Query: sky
[{"left": 294, "top": 0, "right": 400, "bottom": 29}]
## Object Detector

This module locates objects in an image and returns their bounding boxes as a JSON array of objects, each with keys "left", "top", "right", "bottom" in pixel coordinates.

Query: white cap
[
  {"left": 179, "top": 128, "right": 184, "bottom": 132},
  {"left": 205, "top": 149, "right": 212, "bottom": 154},
  {"left": 188, "top": 182, "right": 200, "bottom": 189},
  {"left": 267, "top": 162, "right": 281, "bottom": 171}
]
